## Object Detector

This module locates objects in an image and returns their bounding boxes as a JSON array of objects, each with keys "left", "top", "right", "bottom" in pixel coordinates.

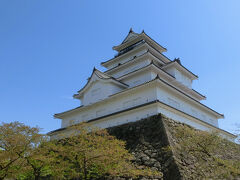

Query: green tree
[
  {"left": 56, "top": 123, "right": 159, "bottom": 180},
  {"left": 0, "top": 122, "right": 43, "bottom": 179},
  {"left": 175, "top": 125, "right": 240, "bottom": 179},
  {"left": 0, "top": 122, "right": 64, "bottom": 180},
  {"left": 18, "top": 141, "right": 66, "bottom": 180},
  {"left": 0, "top": 121, "right": 160, "bottom": 180}
]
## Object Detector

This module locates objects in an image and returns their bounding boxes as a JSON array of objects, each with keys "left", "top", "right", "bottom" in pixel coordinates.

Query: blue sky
[{"left": 0, "top": 0, "right": 239, "bottom": 134}]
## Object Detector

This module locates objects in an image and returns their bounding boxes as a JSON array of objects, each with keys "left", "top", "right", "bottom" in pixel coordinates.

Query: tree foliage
[
  {"left": 175, "top": 125, "right": 240, "bottom": 179},
  {"left": 0, "top": 122, "right": 62, "bottom": 180},
  {"left": 0, "top": 122, "right": 43, "bottom": 179},
  {"left": 55, "top": 123, "right": 159, "bottom": 179},
  {"left": 0, "top": 122, "right": 159, "bottom": 180}
]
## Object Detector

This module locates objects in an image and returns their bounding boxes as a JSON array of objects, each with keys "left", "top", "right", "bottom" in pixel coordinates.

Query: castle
[{"left": 48, "top": 29, "right": 235, "bottom": 140}]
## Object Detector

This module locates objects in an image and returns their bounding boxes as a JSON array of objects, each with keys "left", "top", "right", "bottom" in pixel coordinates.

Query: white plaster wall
[
  {"left": 165, "top": 67, "right": 175, "bottom": 77},
  {"left": 61, "top": 85, "right": 156, "bottom": 128},
  {"left": 109, "top": 59, "right": 151, "bottom": 78},
  {"left": 82, "top": 81, "right": 111, "bottom": 106},
  {"left": 88, "top": 104, "right": 158, "bottom": 129},
  {"left": 174, "top": 69, "right": 192, "bottom": 88},
  {"left": 155, "top": 104, "right": 234, "bottom": 141},
  {"left": 53, "top": 103, "right": 233, "bottom": 142},
  {"left": 165, "top": 67, "right": 192, "bottom": 88},
  {"left": 82, "top": 81, "right": 124, "bottom": 106},
  {"left": 121, "top": 71, "right": 153, "bottom": 87},
  {"left": 107, "top": 48, "right": 148, "bottom": 69},
  {"left": 156, "top": 86, "right": 219, "bottom": 127},
  {"left": 52, "top": 104, "right": 158, "bottom": 140},
  {"left": 111, "top": 84, "right": 125, "bottom": 94},
  {"left": 70, "top": 78, "right": 218, "bottom": 130},
  {"left": 156, "top": 105, "right": 212, "bottom": 132},
  {"left": 149, "top": 71, "right": 203, "bottom": 102},
  {"left": 72, "top": 78, "right": 218, "bottom": 129}
]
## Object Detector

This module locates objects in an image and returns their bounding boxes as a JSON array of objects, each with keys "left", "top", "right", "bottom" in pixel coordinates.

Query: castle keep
[{"left": 49, "top": 29, "right": 234, "bottom": 140}]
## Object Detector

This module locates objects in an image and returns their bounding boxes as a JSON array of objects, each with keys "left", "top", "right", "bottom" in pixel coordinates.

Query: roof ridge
[{"left": 129, "top": 28, "right": 133, "bottom": 33}]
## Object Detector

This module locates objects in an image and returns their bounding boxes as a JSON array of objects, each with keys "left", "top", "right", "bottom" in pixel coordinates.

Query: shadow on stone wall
[{"left": 108, "top": 114, "right": 181, "bottom": 180}]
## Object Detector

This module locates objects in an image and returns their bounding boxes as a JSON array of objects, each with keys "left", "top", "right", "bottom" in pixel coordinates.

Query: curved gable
[{"left": 73, "top": 68, "right": 128, "bottom": 105}]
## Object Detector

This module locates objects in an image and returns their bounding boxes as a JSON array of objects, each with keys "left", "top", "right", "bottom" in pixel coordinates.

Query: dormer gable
[{"left": 73, "top": 68, "right": 128, "bottom": 106}]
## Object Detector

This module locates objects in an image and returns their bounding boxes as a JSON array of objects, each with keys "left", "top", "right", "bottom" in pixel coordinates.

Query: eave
[
  {"left": 49, "top": 101, "right": 233, "bottom": 139},
  {"left": 154, "top": 77, "right": 223, "bottom": 119},
  {"left": 54, "top": 78, "right": 157, "bottom": 119},
  {"left": 55, "top": 75, "right": 222, "bottom": 120},
  {"left": 101, "top": 41, "right": 170, "bottom": 68},
  {"left": 104, "top": 51, "right": 165, "bottom": 75},
  {"left": 54, "top": 105, "right": 83, "bottom": 119},
  {"left": 162, "top": 60, "right": 198, "bottom": 80},
  {"left": 101, "top": 40, "right": 146, "bottom": 67},
  {"left": 117, "top": 70, "right": 207, "bottom": 111},
  {"left": 116, "top": 63, "right": 205, "bottom": 101},
  {"left": 113, "top": 32, "right": 167, "bottom": 53}
]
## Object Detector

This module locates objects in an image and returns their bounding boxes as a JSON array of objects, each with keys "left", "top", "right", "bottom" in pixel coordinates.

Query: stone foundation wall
[
  {"left": 106, "top": 114, "right": 240, "bottom": 180},
  {"left": 108, "top": 114, "right": 181, "bottom": 180}
]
